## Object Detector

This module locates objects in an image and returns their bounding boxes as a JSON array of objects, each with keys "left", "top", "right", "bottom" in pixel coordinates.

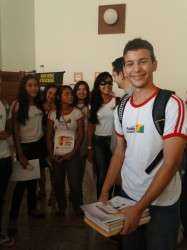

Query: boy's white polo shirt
[{"left": 114, "top": 90, "right": 187, "bottom": 206}]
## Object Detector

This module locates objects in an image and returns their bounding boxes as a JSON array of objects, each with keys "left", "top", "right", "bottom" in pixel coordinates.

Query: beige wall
[
  {"left": 1, "top": 0, "right": 35, "bottom": 71},
  {"left": 0, "top": 0, "right": 186, "bottom": 98},
  {"left": 34, "top": 0, "right": 187, "bottom": 99}
]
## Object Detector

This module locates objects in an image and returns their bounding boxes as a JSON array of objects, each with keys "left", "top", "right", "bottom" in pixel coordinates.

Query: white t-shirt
[
  {"left": 13, "top": 102, "right": 44, "bottom": 143},
  {"left": 114, "top": 92, "right": 187, "bottom": 206},
  {"left": 49, "top": 108, "right": 83, "bottom": 135},
  {"left": 0, "top": 100, "right": 11, "bottom": 158},
  {"left": 95, "top": 97, "right": 116, "bottom": 136},
  {"left": 49, "top": 108, "right": 83, "bottom": 155}
]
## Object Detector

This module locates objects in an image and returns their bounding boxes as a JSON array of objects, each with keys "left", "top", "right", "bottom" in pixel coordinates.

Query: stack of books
[{"left": 81, "top": 196, "right": 150, "bottom": 237}]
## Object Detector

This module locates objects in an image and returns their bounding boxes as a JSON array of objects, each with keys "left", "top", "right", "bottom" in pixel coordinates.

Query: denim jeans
[
  {"left": 120, "top": 191, "right": 180, "bottom": 250},
  {"left": 93, "top": 135, "right": 112, "bottom": 198},
  {"left": 0, "top": 157, "right": 12, "bottom": 233}
]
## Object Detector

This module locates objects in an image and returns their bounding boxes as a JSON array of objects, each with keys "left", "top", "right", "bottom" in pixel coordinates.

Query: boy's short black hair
[
  {"left": 123, "top": 38, "right": 156, "bottom": 62},
  {"left": 112, "top": 57, "right": 124, "bottom": 74}
]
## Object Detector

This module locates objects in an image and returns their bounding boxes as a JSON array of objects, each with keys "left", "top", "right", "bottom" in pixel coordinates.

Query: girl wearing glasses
[{"left": 88, "top": 72, "right": 118, "bottom": 198}]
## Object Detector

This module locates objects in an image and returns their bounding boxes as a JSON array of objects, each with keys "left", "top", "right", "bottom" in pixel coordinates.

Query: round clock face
[{"left": 103, "top": 8, "right": 118, "bottom": 25}]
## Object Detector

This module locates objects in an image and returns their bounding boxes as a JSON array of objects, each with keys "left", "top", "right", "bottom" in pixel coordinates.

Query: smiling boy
[{"left": 100, "top": 38, "right": 187, "bottom": 250}]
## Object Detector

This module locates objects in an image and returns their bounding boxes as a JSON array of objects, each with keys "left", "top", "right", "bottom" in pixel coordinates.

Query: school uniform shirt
[
  {"left": 95, "top": 97, "right": 116, "bottom": 137},
  {"left": 114, "top": 92, "right": 187, "bottom": 206},
  {"left": 0, "top": 100, "right": 11, "bottom": 158},
  {"left": 49, "top": 108, "right": 83, "bottom": 136},
  {"left": 13, "top": 102, "right": 44, "bottom": 143}
]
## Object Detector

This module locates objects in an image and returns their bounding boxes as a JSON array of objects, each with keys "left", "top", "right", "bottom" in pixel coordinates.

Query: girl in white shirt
[
  {"left": 8, "top": 75, "right": 45, "bottom": 239},
  {"left": 88, "top": 72, "right": 118, "bottom": 198},
  {"left": 47, "top": 85, "right": 84, "bottom": 216}
]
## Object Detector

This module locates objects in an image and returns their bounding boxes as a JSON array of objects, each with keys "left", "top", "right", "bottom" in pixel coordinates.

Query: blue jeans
[
  {"left": 93, "top": 135, "right": 112, "bottom": 198},
  {"left": 120, "top": 191, "right": 180, "bottom": 250}
]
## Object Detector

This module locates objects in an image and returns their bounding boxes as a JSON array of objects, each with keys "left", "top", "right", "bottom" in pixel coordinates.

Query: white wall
[
  {"left": 5, "top": 0, "right": 186, "bottom": 98},
  {"left": 34, "top": 0, "right": 187, "bottom": 98},
  {"left": 1, "top": 0, "right": 35, "bottom": 71}
]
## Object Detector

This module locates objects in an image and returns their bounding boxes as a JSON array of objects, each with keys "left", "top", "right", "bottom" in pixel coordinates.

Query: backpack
[{"left": 117, "top": 89, "right": 175, "bottom": 174}]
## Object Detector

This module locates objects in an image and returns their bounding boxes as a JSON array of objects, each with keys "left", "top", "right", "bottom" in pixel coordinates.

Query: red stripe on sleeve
[
  {"left": 179, "top": 100, "right": 185, "bottom": 133},
  {"left": 163, "top": 133, "right": 187, "bottom": 140}
]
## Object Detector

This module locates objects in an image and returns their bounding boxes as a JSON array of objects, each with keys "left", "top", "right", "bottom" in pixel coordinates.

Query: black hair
[
  {"left": 73, "top": 80, "right": 90, "bottom": 106},
  {"left": 42, "top": 85, "right": 57, "bottom": 103},
  {"left": 123, "top": 38, "right": 156, "bottom": 62},
  {"left": 112, "top": 57, "right": 124, "bottom": 74},
  {"left": 89, "top": 72, "right": 112, "bottom": 124},
  {"left": 17, "top": 74, "right": 43, "bottom": 125},
  {"left": 55, "top": 85, "right": 73, "bottom": 120}
]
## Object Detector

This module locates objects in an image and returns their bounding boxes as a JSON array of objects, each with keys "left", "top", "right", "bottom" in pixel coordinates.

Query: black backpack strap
[
  {"left": 117, "top": 94, "right": 130, "bottom": 126},
  {"left": 152, "top": 89, "right": 175, "bottom": 136},
  {"left": 145, "top": 150, "right": 164, "bottom": 174},
  {"left": 145, "top": 89, "right": 175, "bottom": 174}
]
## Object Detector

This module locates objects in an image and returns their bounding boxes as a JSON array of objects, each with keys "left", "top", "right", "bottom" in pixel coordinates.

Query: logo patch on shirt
[
  {"left": 135, "top": 123, "right": 144, "bottom": 133},
  {"left": 126, "top": 122, "right": 144, "bottom": 133}
]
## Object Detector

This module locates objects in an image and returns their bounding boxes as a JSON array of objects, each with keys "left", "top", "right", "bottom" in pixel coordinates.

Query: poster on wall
[{"left": 36, "top": 71, "right": 65, "bottom": 86}]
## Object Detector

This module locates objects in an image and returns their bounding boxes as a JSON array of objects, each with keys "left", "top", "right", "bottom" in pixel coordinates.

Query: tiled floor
[{"left": 1, "top": 168, "right": 187, "bottom": 250}]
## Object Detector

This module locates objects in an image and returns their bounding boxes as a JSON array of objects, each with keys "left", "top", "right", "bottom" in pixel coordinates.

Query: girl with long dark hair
[
  {"left": 73, "top": 81, "right": 90, "bottom": 108},
  {"left": 43, "top": 85, "right": 57, "bottom": 113},
  {"left": 8, "top": 75, "right": 45, "bottom": 238},
  {"left": 88, "top": 72, "right": 118, "bottom": 198},
  {"left": 73, "top": 81, "right": 90, "bottom": 202},
  {"left": 39, "top": 85, "right": 57, "bottom": 207},
  {"left": 47, "top": 85, "right": 84, "bottom": 216}
]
